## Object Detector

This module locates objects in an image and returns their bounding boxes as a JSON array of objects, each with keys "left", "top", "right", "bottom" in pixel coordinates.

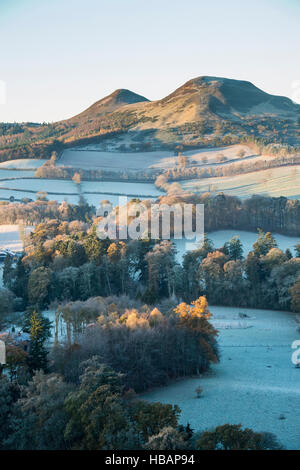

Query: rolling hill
[{"left": 1, "top": 76, "right": 300, "bottom": 161}]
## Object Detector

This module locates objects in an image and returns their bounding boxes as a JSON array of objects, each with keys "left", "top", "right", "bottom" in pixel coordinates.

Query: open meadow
[{"left": 143, "top": 306, "right": 300, "bottom": 450}]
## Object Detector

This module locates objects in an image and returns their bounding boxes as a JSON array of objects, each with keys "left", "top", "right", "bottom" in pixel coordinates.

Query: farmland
[
  {"left": 180, "top": 165, "right": 300, "bottom": 199},
  {"left": 58, "top": 143, "right": 262, "bottom": 171}
]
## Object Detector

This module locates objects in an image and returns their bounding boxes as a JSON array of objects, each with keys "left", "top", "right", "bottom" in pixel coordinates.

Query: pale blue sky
[{"left": 0, "top": 0, "right": 299, "bottom": 122}]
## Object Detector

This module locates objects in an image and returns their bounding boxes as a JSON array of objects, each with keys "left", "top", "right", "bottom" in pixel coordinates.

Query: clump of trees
[{"left": 51, "top": 296, "right": 219, "bottom": 392}]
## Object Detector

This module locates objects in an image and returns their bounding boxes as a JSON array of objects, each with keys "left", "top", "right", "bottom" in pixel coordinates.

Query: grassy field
[
  {"left": 143, "top": 306, "right": 300, "bottom": 450},
  {"left": 181, "top": 165, "right": 300, "bottom": 199},
  {"left": 59, "top": 144, "right": 257, "bottom": 171}
]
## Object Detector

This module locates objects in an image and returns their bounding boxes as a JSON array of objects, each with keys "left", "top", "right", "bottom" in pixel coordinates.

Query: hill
[
  {"left": 67, "top": 88, "right": 149, "bottom": 123},
  {"left": 1, "top": 76, "right": 300, "bottom": 161}
]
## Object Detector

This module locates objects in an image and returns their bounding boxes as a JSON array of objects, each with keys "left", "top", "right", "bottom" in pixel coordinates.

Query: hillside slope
[
  {"left": 1, "top": 76, "right": 300, "bottom": 160},
  {"left": 67, "top": 88, "right": 149, "bottom": 123}
]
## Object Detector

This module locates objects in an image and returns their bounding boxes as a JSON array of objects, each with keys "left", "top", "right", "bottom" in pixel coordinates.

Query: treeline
[
  {"left": 3, "top": 215, "right": 300, "bottom": 315},
  {"left": 0, "top": 198, "right": 95, "bottom": 225},
  {"left": 182, "top": 231, "right": 300, "bottom": 310},
  {"left": 162, "top": 151, "right": 300, "bottom": 182},
  {"left": 155, "top": 192, "right": 300, "bottom": 237},
  {"left": 0, "top": 138, "right": 64, "bottom": 162},
  {"left": 35, "top": 163, "right": 159, "bottom": 182}
]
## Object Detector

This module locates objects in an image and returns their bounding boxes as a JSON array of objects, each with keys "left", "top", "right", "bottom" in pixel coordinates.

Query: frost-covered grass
[
  {"left": 174, "top": 230, "right": 300, "bottom": 262},
  {"left": 0, "top": 189, "right": 79, "bottom": 204},
  {"left": 0, "top": 159, "right": 47, "bottom": 169},
  {"left": 59, "top": 144, "right": 256, "bottom": 171},
  {"left": 143, "top": 306, "right": 300, "bottom": 450},
  {"left": 0, "top": 178, "right": 78, "bottom": 193},
  {"left": 181, "top": 166, "right": 300, "bottom": 199},
  {"left": 0, "top": 169, "right": 36, "bottom": 179},
  {"left": 0, "top": 225, "right": 33, "bottom": 252},
  {"left": 0, "top": 178, "right": 161, "bottom": 206},
  {"left": 0, "top": 178, "right": 80, "bottom": 204},
  {"left": 81, "top": 180, "right": 163, "bottom": 196},
  {"left": 82, "top": 193, "right": 124, "bottom": 207}
]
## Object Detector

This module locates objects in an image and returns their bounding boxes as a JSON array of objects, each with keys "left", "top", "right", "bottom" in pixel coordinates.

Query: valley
[
  {"left": 1, "top": 75, "right": 300, "bottom": 452},
  {"left": 143, "top": 306, "right": 300, "bottom": 450}
]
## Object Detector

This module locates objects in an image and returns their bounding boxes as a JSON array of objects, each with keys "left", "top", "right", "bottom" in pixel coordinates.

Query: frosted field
[
  {"left": 0, "top": 159, "right": 47, "bottom": 169},
  {"left": 0, "top": 189, "right": 80, "bottom": 204},
  {"left": 0, "top": 178, "right": 80, "bottom": 204},
  {"left": 0, "top": 169, "right": 36, "bottom": 179},
  {"left": 0, "top": 178, "right": 78, "bottom": 193},
  {"left": 59, "top": 144, "right": 256, "bottom": 171},
  {"left": 181, "top": 166, "right": 300, "bottom": 199},
  {"left": 81, "top": 181, "right": 163, "bottom": 197},
  {"left": 59, "top": 148, "right": 175, "bottom": 170},
  {"left": 143, "top": 306, "right": 300, "bottom": 450},
  {"left": 0, "top": 178, "right": 161, "bottom": 198},
  {"left": 0, "top": 178, "right": 161, "bottom": 206},
  {"left": 0, "top": 225, "right": 33, "bottom": 251},
  {"left": 174, "top": 230, "right": 300, "bottom": 261}
]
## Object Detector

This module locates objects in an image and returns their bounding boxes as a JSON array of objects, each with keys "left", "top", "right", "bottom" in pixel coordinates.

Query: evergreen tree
[
  {"left": 3, "top": 254, "right": 14, "bottom": 290},
  {"left": 253, "top": 229, "right": 277, "bottom": 256},
  {"left": 198, "top": 234, "right": 215, "bottom": 259},
  {"left": 12, "top": 257, "right": 28, "bottom": 302},
  {"left": 26, "top": 311, "right": 51, "bottom": 373},
  {"left": 228, "top": 236, "right": 243, "bottom": 260},
  {"left": 294, "top": 241, "right": 300, "bottom": 258}
]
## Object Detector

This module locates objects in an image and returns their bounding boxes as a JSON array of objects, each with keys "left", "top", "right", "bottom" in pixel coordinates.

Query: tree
[
  {"left": 174, "top": 296, "right": 211, "bottom": 320},
  {"left": 3, "top": 254, "right": 14, "bottom": 289},
  {"left": 64, "top": 357, "right": 130, "bottom": 450},
  {"left": 130, "top": 401, "right": 181, "bottom": 441},
  {"left": 0, "top": 288, "right": 15, "bottom": 330},
  {"left": 5, "top": 342, "right": 28, "bottom": 382},
  {"left": 228, "top": 236, "right": 243, "bottom": 260},
  {"left": 199, "top": 235, "right": 215, "bottom": 259},
  {"left": 11, "top": 257, "right": 28, "bottom": 302},
  {"left": 25, "top": 310, "right": 51, "bottom": 373},
  {"left": 144, "top": 241, "right": 177, "bottom": 300},
  {"left": 144, "top": 426, "right": 188, "bottom": 450},
  {"left": 72, "top": 172, "right": 81, "bottom": 186},
  {"left": 0, "top": 376, "right": 19, "bottom": 449},
  {"left": 295, "top": 241, "right": 300, "bottom": 258},
  {"left": 28, "top": 267, "right": 51, "bottom": 308},
  {"left": 253, "top": 229, "right": 277, "bottom": 257},
  {"left": 290, "top": 276, "right": 300, "bottom": 312},
  {"left": 196, "top": 424, "right": 266, "bottom": 450},
  {"left": 4, "top": 371, "right": 72, "bottom": 450}
]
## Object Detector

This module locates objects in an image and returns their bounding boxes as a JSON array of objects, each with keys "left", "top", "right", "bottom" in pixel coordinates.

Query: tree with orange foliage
[
  {"left": 174, "top": 296, "right": 211, "bottom": 320},
  {"left": 174, "top": 296, "right": 218, "bottom": 366}
]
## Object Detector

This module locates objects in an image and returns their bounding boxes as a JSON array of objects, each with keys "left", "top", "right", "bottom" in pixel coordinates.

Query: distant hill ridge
[
  {"left": 60, "top": 75, "right": 300, "bottom": 145},
  {"left": 1, "top": 76, "right": 300, "bottom": 161}
]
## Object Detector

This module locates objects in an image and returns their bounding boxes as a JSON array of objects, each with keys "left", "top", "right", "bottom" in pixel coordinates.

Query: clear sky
[{"left": 0, "top": 0, "right": 299, "bottom": 122}]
